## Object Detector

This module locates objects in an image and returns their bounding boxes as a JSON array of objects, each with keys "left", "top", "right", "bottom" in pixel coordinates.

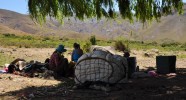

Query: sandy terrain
[{"left": 0, "top": 46, "right": 185, "bottom": 68}]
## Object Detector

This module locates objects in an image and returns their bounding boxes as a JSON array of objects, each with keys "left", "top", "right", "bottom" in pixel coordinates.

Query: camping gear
[
  {"left": 156, "top": 55, "right": 176, "bottom": 74},
  {"left": 16, "top": 61, "right": 26, "bottom": 70},
  {"left": 23, "top": 63, "right": 47, "bottom": 73},
  {"left": 0, "top": 70, "right": 6, "bottom": 73},
  {"left": 127, "top": 57, "right": 136, "bottom": 78},
  {"left": 131, "top": 72, "right": 150, "bottom": 78},
  {"left": 148, "top": 71, "right": 158, "bottom": 77},
  {"left": 4, "top": 64, "right": 9, "bottom": 72},
  {"left": 75, "top": 48, "right": 128, "bottom": 85}
]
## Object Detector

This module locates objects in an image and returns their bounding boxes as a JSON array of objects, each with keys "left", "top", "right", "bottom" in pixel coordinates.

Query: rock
[
  {"left": 8, "top": 76, "right": 13, "bottom": 80},
  {"left": 132, "top": 52, "right": 137, "bottom": 55},
  {"left": 144, "top": 52, "right": 154, "bottom": 57},
  {"left": 144, "top": 53, "right": 150, "bottom": 57},
  {"left": 151, "top": 49, "right": 159, "bottom": 53},
  {"left": 34, "top": 73, "right": 39, "bottom": 77},
  {"left": 100, "top": 85, "right": 111, "bottom": 92},
  {"left": 29, "top": 93, "right": 35, "bottom": 98},
  {"left": 166, "top": 90, "right": 173, "bottom": 94},
  {"left": 12, "top": 49, "right": 17, "bottom": 51}
]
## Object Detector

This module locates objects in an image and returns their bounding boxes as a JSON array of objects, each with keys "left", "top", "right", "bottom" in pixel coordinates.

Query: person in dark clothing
[{"left": 49, "top": 45, "right": 69, "bottom": 77}]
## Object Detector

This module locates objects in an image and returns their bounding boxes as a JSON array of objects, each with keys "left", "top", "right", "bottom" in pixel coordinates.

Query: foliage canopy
[{"left": 28, "top": 0, "right": 183, "bottom": 23}]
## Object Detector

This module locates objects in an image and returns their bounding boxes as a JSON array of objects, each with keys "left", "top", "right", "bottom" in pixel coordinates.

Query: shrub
[
  {"left": 181, "top": 43, "right": 186, "bottom": 48},
  {"left": 90, "top": 35, "right": 96, "bottom": 45},
  {"left": 161, "top": 42, "right": 180, "bottom": 47},
  {"left": 82, "top": 42, "right": 91, "bottom": 53},
  {"left": 61, "top": 37, "right": 69, "bottom": 41},
  {"left": 42, "top": 37, "right": 50, "bottom": 41},
  {"left": 19, "top": 45, "right": 22, "bottom": 48},
  {"left": 114, "top": 40, "right": 128, "bottom": 52},
  {"left": 147, "top": 41, "right": 158, "bottom": 46},
  {"left": 3, "top": 33, "right": 16, "bottom": 37},
  {"left": 107, "top": 40, "right": 112, "bottom": 43},
  {"left": 22, "top": 36, "right": 33, "bottom": 40}
]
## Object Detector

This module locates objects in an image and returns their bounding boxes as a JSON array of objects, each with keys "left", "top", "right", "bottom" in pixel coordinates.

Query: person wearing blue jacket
[{"left": 71, "top": 43, "right": 83, "bottom": 62}]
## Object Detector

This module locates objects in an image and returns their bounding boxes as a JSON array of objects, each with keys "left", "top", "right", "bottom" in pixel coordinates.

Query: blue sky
[
  {"left": 0, "top": 0, "right": 28, "bottom": 14},
  {"left": 0, "top": 0, "right": 186, "bottom": 14}
]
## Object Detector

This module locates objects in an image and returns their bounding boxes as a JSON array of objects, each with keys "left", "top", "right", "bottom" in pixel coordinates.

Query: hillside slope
[
  {"left": 0, "top": 4, "right": 186, "bottom": 42},
  {"left": 139, "top": 4, "right": 186, "bottom": 43}
]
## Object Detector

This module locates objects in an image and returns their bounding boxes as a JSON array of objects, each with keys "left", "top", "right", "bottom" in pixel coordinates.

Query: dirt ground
[
  {"left": 0, "top": 47, "right": 186, "bottom": 100},
  {"left": 0, "top": 46, "right": 185, "bottom": 68}
]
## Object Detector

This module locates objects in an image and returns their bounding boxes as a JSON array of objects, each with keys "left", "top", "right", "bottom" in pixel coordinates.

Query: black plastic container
[
  {"left": 127, "top": 57, "right": 137, "bottom": 78},
  {"left": 156, "top": 56, "right": 176, "bottom": 74}
]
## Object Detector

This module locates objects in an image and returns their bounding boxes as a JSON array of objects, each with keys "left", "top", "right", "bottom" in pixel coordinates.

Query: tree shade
[{"left": 28, "top": 0, "right": 183, "bottom": 24}]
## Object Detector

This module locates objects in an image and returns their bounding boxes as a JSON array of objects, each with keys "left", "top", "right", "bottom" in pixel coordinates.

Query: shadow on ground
[{"left": 1, "top": 68, "right": 186, "bottom": 100}]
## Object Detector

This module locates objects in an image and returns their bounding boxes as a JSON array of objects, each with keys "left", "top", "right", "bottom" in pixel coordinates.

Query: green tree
[{"left": 28, "top": 0, "right": 183, "bottom": 24}]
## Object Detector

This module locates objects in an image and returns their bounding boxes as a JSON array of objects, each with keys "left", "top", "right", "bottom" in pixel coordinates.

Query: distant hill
[
  {"left": 0, "top": 9, "right": 91, "bottom": 39},
  {"left": 0, "top": 4, "right": 186, "bottom": 42},
  {"left": 139, "top": 4, "right": 186, "bottom": 43}
]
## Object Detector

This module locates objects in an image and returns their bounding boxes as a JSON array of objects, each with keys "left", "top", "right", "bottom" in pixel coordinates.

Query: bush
[
  {"left": 161, "top": 42, "right": 180, "bottom": 47},
  {"left": 90, "top": 35, "right": 96, "bottom": 45},
  {"left": 114, "top": 40, "right": 128, "bottom": 52},
  {"left": 22, "top": 36, "right": 33, "bottom": 40},
  {"left": 147, "top": 41, "right": 158, "bottom": 46},
  {"left": 3, "top": 33, "right": 16, "bottom": 37},
  {"left": 82, "top": 42, "right": 91, "bottom": 53},
  {"left": 181, "top": 43, "right": 186, "bottom": 48},
  {"left": 62, "top": 37, "right": 69, "bottom": 41},
  {"left": 42, "top": 37, "right": 50, "bottom": 41}
]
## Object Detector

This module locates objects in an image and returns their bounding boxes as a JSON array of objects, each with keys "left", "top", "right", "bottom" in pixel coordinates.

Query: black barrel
[
  {"left": 156, "top": 55, "right": 176, "bottom": 74},
  {"left": 127, "top": 57, "right": 137, "bottom": 78}
]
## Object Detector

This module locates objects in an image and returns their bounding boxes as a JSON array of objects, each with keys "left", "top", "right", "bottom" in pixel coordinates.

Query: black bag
[{"left": 8, "top": 64, "right": 20, "bottom": 73}]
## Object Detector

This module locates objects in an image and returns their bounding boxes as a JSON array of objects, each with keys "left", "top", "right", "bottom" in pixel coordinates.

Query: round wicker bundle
[{"left": 75, "top": 49, "right": 128, "bottom": 85}]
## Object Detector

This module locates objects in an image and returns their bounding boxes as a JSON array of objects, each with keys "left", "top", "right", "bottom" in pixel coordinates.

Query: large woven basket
[{"left": 75, "top": 56, "right": 128, "bottom": 85}]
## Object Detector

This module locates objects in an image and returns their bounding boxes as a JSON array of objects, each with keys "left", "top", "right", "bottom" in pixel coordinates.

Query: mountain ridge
[{"left": 0, "top": 6, "right": 186, "bottom": 42}]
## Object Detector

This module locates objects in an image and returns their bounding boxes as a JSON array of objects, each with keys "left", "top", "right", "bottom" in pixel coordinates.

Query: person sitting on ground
[
  {"left": 71, "top": 43, "right": 83, "bottom": 63},
  {"left": 49, "top": 45, "right": 69, "bottom": 77},
  {"left": 68, "top": 43, "right": 83, "bottom": 77}
]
